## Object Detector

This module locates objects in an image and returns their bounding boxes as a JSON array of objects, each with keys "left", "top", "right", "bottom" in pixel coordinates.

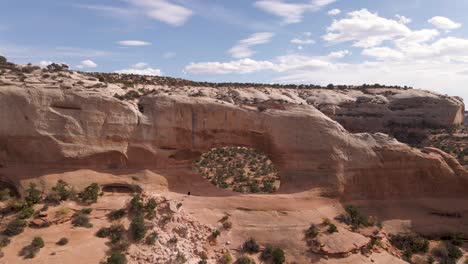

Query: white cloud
[
  {"left": 129, "top": 0, "right": 193, "bottom": 26},
  {"left": 428, "top": 16, "right": 461, "bottom": 31},
  {"left": 290, "top": 38, "right": 315, "bottom": 45},
  {"left": 362, "top": 47, "right": 405, "bottom": 60},
  {"left": 254, "top": 0, "right": 336, "bottom": 24},
  {"left": 132, "top": 62, "right": 148, "bottom": 68},
  {"left": 328, "top": 8, "right": 341, "bottom": 16},
  {"left": 76, "top": 60, "right": 97, "bottom": 69},
  {"left": 76, "top": 1, "right": 192, "bottom": 26},
  {"left": 38, "top": 61, "right": 53, "bottom": 67},
  {"left": 328, "top": 50, "right": 351, "bottom": 58},
  {"left": 395, "top": 14, "right": 411, "bottom": 25},
  {"left": 185, "top": 58, "right": 275, "bottom": 74},
  {"left": 118, "top": 40, "right": 151, "bottom": 46},
  {"left": 115, "top": 67, "right": 162, "bottom": 76},
  {"left": 229, "top": 32, "right": 274, "bottom": 59},
  {"left": 323, "top": 9, "right": 411, "bottom": 48}
]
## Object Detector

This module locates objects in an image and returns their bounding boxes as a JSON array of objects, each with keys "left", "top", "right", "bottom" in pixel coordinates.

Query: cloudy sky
[{"left": 1, "top": 0, "right": 468, "bottom": 101}]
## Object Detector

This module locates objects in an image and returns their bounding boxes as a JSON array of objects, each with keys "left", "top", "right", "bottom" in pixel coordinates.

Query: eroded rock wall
[{"left": 0, "top": 85, "right": 467, "bottom": 199}]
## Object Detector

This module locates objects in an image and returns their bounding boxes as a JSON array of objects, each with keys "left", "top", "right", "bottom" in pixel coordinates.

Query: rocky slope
[{"left": 0, "top": 63, "right": 467, "bottom": 200}]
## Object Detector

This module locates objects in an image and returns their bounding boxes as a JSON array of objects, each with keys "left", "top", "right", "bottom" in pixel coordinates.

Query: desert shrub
[
  {"left": 211, "top": 230, "right": 221, "bottom": 239},
  {"left": 96, "top": 227, "right": 110, "bottom": 238},
  {"left": 0, "top": 235, "right": 10, "bottom": 248},
  {"left": 55, "top": 206, "right": 71, "bottom": 217},
  {"left": 129, "top": 195, "right": 143, "bottom": 214},
  {"left": 261, "top": 245, "right": 273, "bottom": 260},
  {"left": 32, "top": 237, "right": 44, "bottom": 248},
  {"left": 242, "top": 238, "right": 260, "bottom": 254},
  {"left": 432, "top": 242, "right": 463, "bottom": 264},
  {"left": 305, "top": 224, "right": 319, "bottom": 238},
  {"left": 235, "top": 255, "right": 256, "bottom": 264},
  {"left": 108, "top": 208, "right": 126, "bottom": 220},
  {"left": 272, "top": 248, "right": 285, "bottom": 264},
  {"left": 25, "top": 183, "right": 42, "bottom": 205},
  {"left": 222, "top": 252, "right": 233, "bottom": 264},
  {"left": 48, "top": 180, "right": 74, "bottom": 202},
  {"left": 145, "top": 198, "right": 157, "bottom": 213},
  {"left": 17, "top": 206, "right": 34, "bottom": 219},
  {"left": 327, "top": 223, "right": 338, "bottom": 234},
  {"left": 129, "top": 214, "right": 147, "bottom": 241},
  {"left": 0, "top": 56, "right": 6, "bottom": 64},
  {"left": 80, "top": 208, "right": 93, "bottom": 214},
  {"left": 343, "top": 204, "right": 373, "bottom": 230},
  {"left": 145, "top": 231, "right": 158, "bottom": 245},
  {"left": 106, "top": 251, "right": 127, "bottom": 264},
  {"left": 72, "top": 212, "right": 92, "bottom": 228},
  {"left": 0, "top": 189, "right": 11, "bottom": 201},
  {"left": 390, "top": 234, "right": 429, "bottom": 260},
  {"left": 19, "top": 237, "right": 44, "bottom": 259},
  {"left": 79, "top": 183, "right": 99, "bottom": 204},
  {"left": 3, "top": 219, "right": 27, "bottom": 236},
  {"left": 56, "top": 237, "right": 68, "bottom": 246}
]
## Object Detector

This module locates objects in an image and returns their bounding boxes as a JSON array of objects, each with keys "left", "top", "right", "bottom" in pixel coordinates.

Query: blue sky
[{"left": 1, "top": 0, "right": 468, "bottom": 101}]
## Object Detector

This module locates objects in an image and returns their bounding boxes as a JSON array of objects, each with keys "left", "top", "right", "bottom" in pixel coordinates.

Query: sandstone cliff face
[{"left": 0, "top": 72, "right": 467, "bottom": 200}]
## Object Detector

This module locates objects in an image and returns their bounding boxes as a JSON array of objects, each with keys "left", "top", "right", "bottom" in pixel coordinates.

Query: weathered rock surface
[{"left": 0, "top": 68, "right": 467, "bottom": 200}]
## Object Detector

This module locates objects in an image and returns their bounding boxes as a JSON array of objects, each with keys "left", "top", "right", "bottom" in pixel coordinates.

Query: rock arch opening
[
  {"left": 101, "top": 183, "right": 141, "bottom": 194},
  {"left": 194, "top": 146, "right": 280, "bottom": 193},
  {"left": 0, "top": 180, "right": 20, "bottom": 200}
]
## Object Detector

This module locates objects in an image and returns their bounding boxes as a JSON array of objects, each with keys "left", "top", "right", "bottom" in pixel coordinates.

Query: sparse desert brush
[
  {"left": 108, "top": 208, "right": 126, "bottom": 220},
  {"left": 129, "top": 214, "right": 147, "bottom": 241},
  {"left": 72, "top": 211, "right": 93, "bottom": 228},
  {"left": 79, "top": 183, "right": 100, "bottom": 204},
  {"left": 196, "top": 146, "right": 280, "bottom": 194},
  {"left": 25, "top": 183, "right": 42, "bottom": 205},
  {"left": 55, "top": 206, "right": 71, "bottom": 217},
  {"left": 106, "top": 251, "right": 127, "bottom": 264},
  {"left": 3, "top": 219, "right": 27, "bottom": 236},
  {"left": 327, "top": 223, "right": 338, "bottom": 234},
  {"left": 56, "top": 237, "right": 68, "bottom": 246},
  {"left": 235, "top": 255, "right": 256, "bottom": 264},
  {"left": 305, "top": 224, "right": 319, "bottom": 238},
  {"left": 242, "top": 238, "right": 260, "bottom": 254}
]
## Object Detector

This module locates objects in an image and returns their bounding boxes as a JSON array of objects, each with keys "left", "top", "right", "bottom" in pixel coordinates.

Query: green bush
[
  {"left": 344, "top": 204, "right": 373, "bottom": 229},
  {"left": 0, "top": 235, "right": 10, "bottom": 248},
  {"left": 79, "top": 183, "right": 99, "bottom": 204},
  {"left": 3, "top": 219, "right": 27, "bottom": 236},
  {"left": 272, "top": 248, "right": 285, "bottom": 264},
  {"left": 235, "top": 255, "right": 256, "bottom": 264},
  {"left": 106, "top": 251, "right": 127, "bottom": 264},
  {"left": 327, "top": 223, "right": 338, "bottom": 234},
  {"left": 49, "top": 180, "right": 73, "bottom": 202},
  {"left": 17, "top": 206, "right": 34, "bottom": 219},
  {"left": 80, "top": 208, "right": 93, "bottom": 214},
  {"left": 25, "top": 183, "right": 42, "bottom": 205},
  {"left": 0, "top": 189, "right": 11, "bottom": 201},
  {"left": 72, "top": 212, "right": 92, "bottom": 228},
  {"left": 108, "top": 209, "right": 126, "bottom": 220},
  {"left": 129, "top": 195, "right": 143, "bottom": 214},
  {"left": 56, "top": 237, "right": 68, "bottom": 246},
  {"left": 32, "top": 237, "right": 44, "bottom": 248},
  {"left": 129, "top": 214, "right": 147, "bottom": 241},
  {"left": 305, "top": 224, "right": 319, "bottom": 238},
  {"left": 96, "top": 227, "right": 110, "bottom": 238},
  {"left": 242, "top": 238, "right": 260, "bottom": 254},
  {"left": 19, "top": 237, "right": 44, "bottom": 259},
  {"left": 0, "top": 56, "right": 7, "bottom": 64},
  {"left": 390, "top": 234, "right": 429, "bottom": 260}
]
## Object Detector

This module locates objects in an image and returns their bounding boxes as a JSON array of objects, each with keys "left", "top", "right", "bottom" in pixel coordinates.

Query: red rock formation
[{"left": 1, "top": 84, "right": 467, "bottom": 200}]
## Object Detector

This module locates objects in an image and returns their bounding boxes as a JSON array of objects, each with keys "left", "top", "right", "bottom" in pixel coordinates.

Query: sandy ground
[{"left": 1, "top": 168, "right": 467, "bottom": 263}]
